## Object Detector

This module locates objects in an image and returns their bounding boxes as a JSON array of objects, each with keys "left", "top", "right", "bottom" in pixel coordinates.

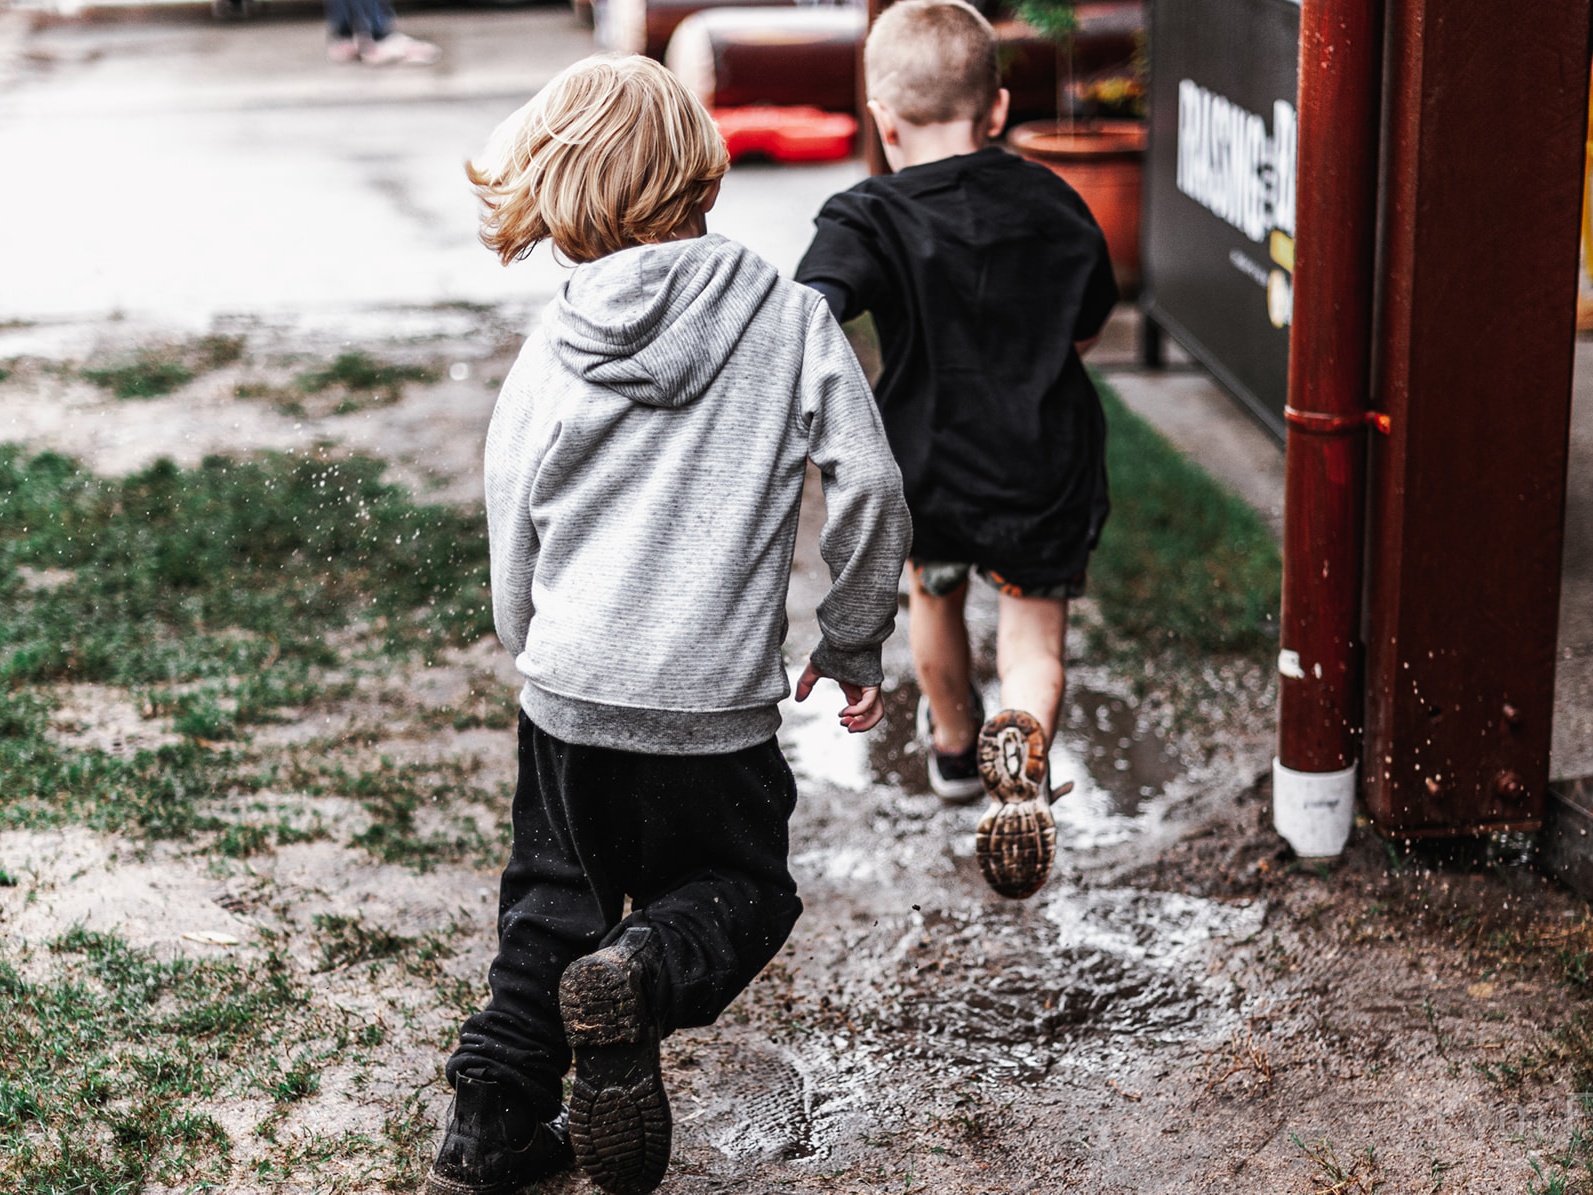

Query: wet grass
[
  {"left": 0, "top": 927, "right": 302, "bottom": 1191},
  {"left": 294, "top": 350, "right": 439, "bottom": 415},
  {"left": 1093, "top": 380, "right": 1281, "bottom": 657},
  {"left": 232, "top": 350, "right": 441, "bottom": 417},
  {"left": 0, "top": 447, "right": 489, "bottom": 687},
  {"left": 280, "top": 753, "right": 508, "bottom": 871},
  {"left": 0, "top": 445, "right": 494, "bottom": 845},
  {"left": 0, "top": 922, "right": 462, "bottom": 1192},
  {"left": 79, "top": 334, "right": 244, "bottom": 399}
]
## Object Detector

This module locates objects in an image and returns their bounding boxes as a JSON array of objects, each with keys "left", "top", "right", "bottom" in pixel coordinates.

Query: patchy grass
[
  {"left": 0, "top": 446, "right": 495, "bottom": 845},
  {"left": 79, "top": 334, "right": 244, "bottom": 400},
  {"left": 233, "top": 378, "right": 305, "bottom": 415},
  {"left": 295, "top": 351, "right": 439, "bottom": 415},
  {"left": 1198, "top": 1026, "right": 1275, "bottom": 1100},
  {"left": 1292, "top": 1134, "right": 1385, "bottom": 1193},
  {"left": 0, "top": 923, "right": 462, "bottom": 1192},
  {"left": 0, "top": 446, "right": 490, "bottom": 687},
  {"left": 1092, "top": 380, "right": 1281, "bottom": 658},
  {"left": 1528, "top": 1124, "right": 1593, "bottom": 1195},
  {"left": 0, "top": 927, "right": 302, "bottom": 1191},
  {"left": 281, "top": 753, "right": 508, "bottom": 871}
]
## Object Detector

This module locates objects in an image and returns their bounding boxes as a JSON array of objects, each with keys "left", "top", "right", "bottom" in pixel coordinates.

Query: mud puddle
[
  {"left": 764, "top": 674, "right": 1265, "bottom": 1159},
  {"left": 843, "top": 888, "right": 1262, "bottom": 1080},
  {"left": 787, "top": 672, "right": 1181, "bottom": 849}
]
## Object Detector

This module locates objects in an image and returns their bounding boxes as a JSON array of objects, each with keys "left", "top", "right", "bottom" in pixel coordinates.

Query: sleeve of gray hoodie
[
  {"left": 800, "top": 302, "right": 913, "bottom": 687},
  {"left": 482, "top": 380, "right": 544, "bottom": 659}
]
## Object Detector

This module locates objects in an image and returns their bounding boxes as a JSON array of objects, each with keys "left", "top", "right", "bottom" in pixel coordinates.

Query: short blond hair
[
  {"left": 467, "top": 54, "right": 730, "bottom": 265},
  {"left": 865, "top": 0, "right": 999, "bottom": 126}
]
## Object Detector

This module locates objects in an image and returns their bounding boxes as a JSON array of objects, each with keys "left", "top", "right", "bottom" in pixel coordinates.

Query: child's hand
[{"left": 795, "top": 661, "right": 883, "bottom": 733}]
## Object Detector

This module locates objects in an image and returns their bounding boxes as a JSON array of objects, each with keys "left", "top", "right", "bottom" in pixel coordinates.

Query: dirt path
[{"left": 3, "top": 318, "right": 1591, "bottom": 1194}]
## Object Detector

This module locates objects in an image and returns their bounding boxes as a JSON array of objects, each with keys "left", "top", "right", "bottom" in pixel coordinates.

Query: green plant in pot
[
  {"left": 1006, "top": 0, "right": 1148, "bottom": 290},
  {"left": 1012, "top": 0, "right": 1081, "bottom": 122}
]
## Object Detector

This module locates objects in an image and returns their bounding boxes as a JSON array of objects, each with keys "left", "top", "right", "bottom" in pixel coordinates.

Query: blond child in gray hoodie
[{"left": 425, "top": 54, "right": 910, "bottom": 1195}]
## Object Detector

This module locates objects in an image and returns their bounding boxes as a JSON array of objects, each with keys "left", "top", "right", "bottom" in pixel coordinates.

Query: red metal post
[
  {"left": 1272, "top": 0, "right": 1384, "bottom": 856},
  {"left": 1362, "top": 0, "right": 1590, "bottom": 836}
]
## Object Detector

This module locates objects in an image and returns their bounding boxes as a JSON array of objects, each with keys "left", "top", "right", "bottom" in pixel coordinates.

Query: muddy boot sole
[
  {"left": 975, "top": 795, "right": 1065, "bottom": 898},
  {"left": 559, "top": 933, "right": 671, "bottom": 1195},
  {"left": 974, "top": 710, "right": 1070, "bottom": 899},
  {"left": 976, "top": 709, "right": 1049, "bottom": 803}
]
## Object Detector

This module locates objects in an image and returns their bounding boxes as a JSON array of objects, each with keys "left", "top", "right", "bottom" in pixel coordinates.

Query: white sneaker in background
[{"left": 360, "top": 32, "right": 441, "bottom": 66}]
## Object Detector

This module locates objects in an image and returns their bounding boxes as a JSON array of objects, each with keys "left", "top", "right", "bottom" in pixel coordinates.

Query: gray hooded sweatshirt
[{"left": 484, "top": 233, "right": 911, "bottom": 755}]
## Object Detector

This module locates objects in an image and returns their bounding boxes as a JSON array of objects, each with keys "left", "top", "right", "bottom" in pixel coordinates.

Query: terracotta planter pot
[{"left": 1007, "top": 119, "right": 1148, "bottom": 293}]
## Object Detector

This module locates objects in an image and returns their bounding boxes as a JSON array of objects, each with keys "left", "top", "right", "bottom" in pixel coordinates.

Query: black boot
[
  {"left": 559, "top": 925, "right": 671, "bottom": 1195},
  {"left": 425, "top": 1072, "right": 574, "bottom": 1195}
]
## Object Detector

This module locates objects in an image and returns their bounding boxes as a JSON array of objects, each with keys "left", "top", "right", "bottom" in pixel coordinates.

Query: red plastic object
[{"left": 711, "top": 107, "right": 858, "bottom": 164}]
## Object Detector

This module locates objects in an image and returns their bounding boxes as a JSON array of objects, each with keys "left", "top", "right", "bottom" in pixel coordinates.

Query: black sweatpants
[{"left": 446, "top": 711, "right": 803, "bottom": 1119}]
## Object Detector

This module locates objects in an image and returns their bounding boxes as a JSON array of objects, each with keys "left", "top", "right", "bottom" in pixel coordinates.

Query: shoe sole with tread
[
  {"left": 560, "top": 942, "right": 671, "bottom": 1195},
  {"left": 974, "top": 710, "right": 1072, "bottom": 899}
]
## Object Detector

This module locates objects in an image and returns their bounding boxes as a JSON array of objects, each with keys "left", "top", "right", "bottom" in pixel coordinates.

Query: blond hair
[
  {"left": 467, "top": 54, "right": 729, "bottom": 265},
  {"left": 865, "top": 0, "right": 999, "bottom": 126}
]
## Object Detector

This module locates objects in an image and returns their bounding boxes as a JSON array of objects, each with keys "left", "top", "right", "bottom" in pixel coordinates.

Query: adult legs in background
[{"left": 323, "top": 0, "right": 438, "bottom": 65}]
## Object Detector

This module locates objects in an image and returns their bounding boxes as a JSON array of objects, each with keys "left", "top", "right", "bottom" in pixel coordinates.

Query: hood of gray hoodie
[{"left": 545, "top": 233, "right": 780, "bottom": 409}]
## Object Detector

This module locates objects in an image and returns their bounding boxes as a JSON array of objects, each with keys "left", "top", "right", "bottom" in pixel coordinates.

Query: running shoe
[
  {"left": 916, "top": 687, "right": 986, "bottom": 804},
  {"left": 974, "top": 709, "right": 1072, "bottom": 899}
]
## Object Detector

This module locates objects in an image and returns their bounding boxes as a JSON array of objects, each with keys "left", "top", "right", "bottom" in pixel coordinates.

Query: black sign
[{"left": 1142, "top": 0, "right": 1301, "bottom": 440}]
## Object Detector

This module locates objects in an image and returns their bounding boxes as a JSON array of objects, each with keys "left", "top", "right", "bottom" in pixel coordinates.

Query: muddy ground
[{"left": 4, "top": 314, "right": 1592, "bottom": 1193}]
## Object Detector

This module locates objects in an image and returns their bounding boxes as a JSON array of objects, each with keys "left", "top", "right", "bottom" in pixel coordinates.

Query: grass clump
[
  {"left": 0, "top": 928, "right": 307, "bottom": 1192},
  {"left": 295, "top": 350, "right": 438, "bottom": 414},
  {"left": 0, "top": 925, "right": 438, "bottom": 1190},
  {"left": 0, "top": 446, "right": 490, "bottom": 688},
  {"left": 0, "top": 445, "right": 494, "bottom": 840},
  {"left": 82, "top": 353, "right": 193, "bottom": 399},
  {"left": 79, "top": 335, "right": 245, "bottom": 400},
  {"left": 312, "top": 913, "right": 416, "bottom": 972},
  {"left": 283, "top": 753, "right": 507, "bottom": 871},
  {"left": 1092, "top": 380, "right": 1281, "bottom": 657}
]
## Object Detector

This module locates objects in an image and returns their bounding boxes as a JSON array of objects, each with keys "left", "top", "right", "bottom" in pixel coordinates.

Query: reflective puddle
[
  {"left": 785, "top": 675, "right": 1183, "bottom": 848},
  {"left": 764, "top": 674, "right": 1254, "bottom": 1162}
]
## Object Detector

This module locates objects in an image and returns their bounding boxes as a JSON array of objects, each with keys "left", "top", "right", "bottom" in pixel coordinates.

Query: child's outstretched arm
[
  {"left": 795, "top": 192, "right": 888, "bottom": 325},
  {"left": 794, "top": 665, "right": 882, "bottom": 732},
  {"left": 795, "top": 301, "right": 912, "bottom": 733}
]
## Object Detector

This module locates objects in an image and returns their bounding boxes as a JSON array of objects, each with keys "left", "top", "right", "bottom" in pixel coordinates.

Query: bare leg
[
  {"left": 907, "top": 576, "right": 978, "bottom": 753},
  {"left": 994, "top": 592, "right": 1068, "bottom": 745}
]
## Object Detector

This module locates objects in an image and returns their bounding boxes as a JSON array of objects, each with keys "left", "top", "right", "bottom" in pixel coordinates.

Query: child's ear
[
  {"left": 985, "top": 88, "right": 1011, "bottom": 141},
  {"left": 867, "top": 100, "right": 901, "bottom": 147}
]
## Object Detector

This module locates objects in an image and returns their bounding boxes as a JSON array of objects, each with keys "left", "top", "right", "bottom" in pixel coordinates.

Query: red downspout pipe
[{"left": 1273, "top": 0, "right": 1385, "bottom": 857}]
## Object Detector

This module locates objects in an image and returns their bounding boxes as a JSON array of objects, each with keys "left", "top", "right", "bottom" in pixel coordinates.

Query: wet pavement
[{"left": 0, "top": 6, "right": 860, "bottom": 333}]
